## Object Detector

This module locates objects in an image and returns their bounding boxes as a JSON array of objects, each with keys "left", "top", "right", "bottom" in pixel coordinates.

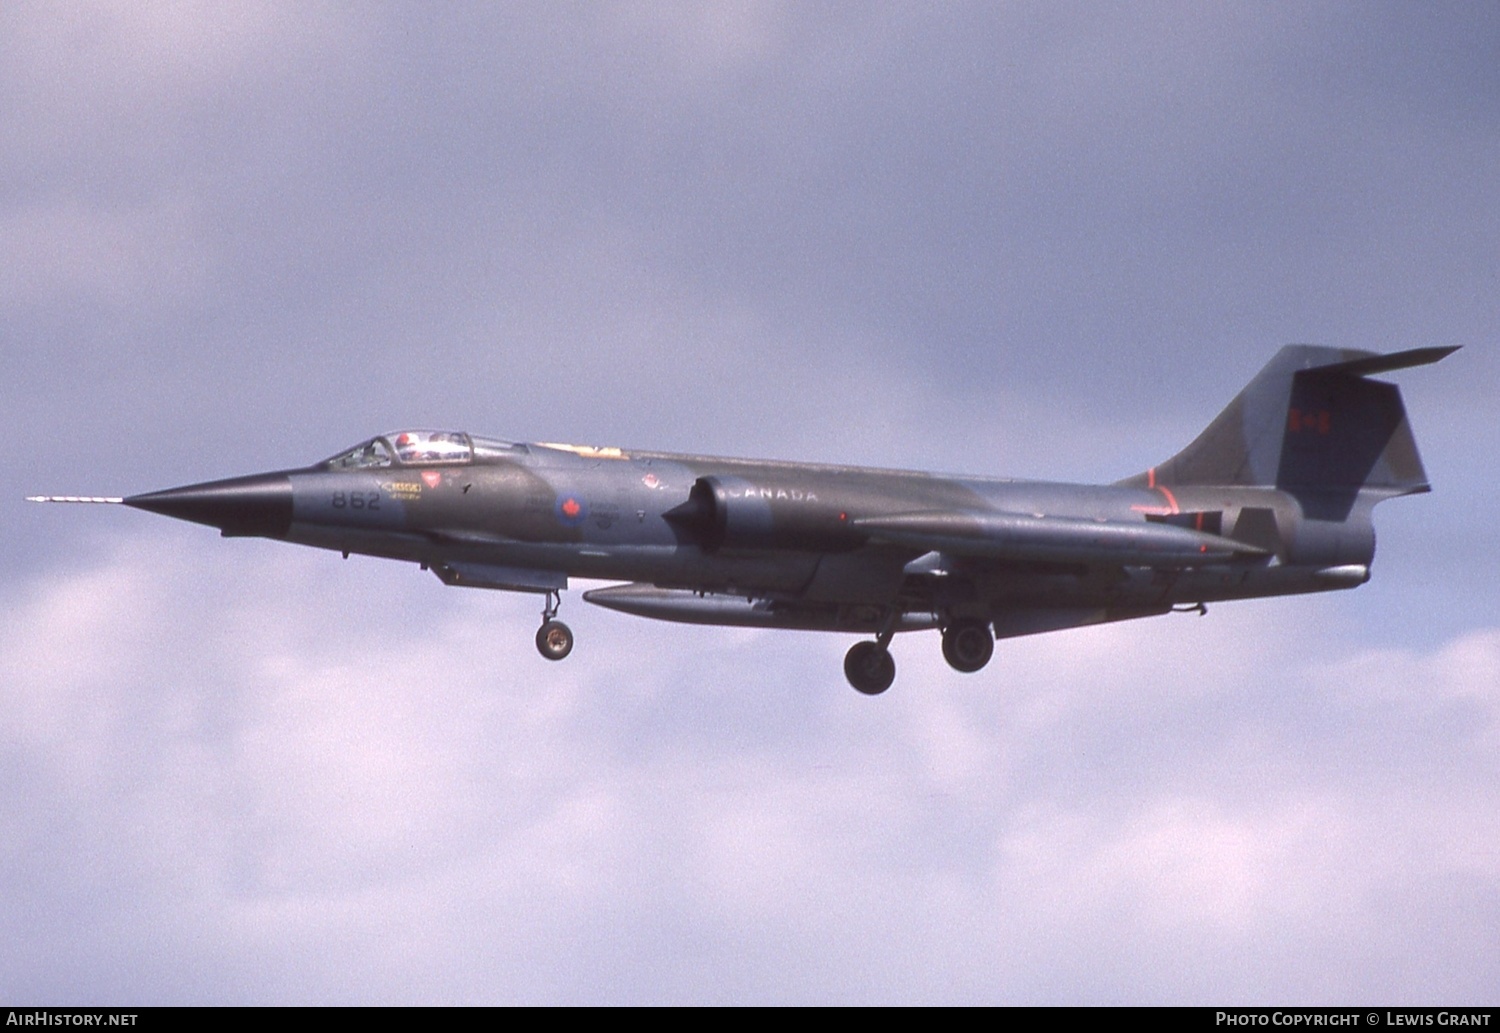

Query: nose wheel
[{"left": 535, "top": 590, "right": 573, "bottom": 661}]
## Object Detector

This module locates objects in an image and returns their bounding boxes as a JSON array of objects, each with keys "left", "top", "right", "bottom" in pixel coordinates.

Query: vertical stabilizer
[{"left": 1119, "top": 346, "right": 1456, "bottom": 517}]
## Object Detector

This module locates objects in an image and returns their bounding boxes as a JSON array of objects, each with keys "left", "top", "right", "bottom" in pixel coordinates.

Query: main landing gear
[
  {"left": 843, "top": 616, "right": 997, "bottom": 695},
  {"left": 844, "top": 614, "right": 898, "bottom": 695},
  {"left": 941, "top": 618, "right": 994, "bottom": 674},
  {"left": 535, "top": 589, "right": 573, "bottom": 661},
  {"left": 844, "top": 641, "right": 896, "bottom": 695}
]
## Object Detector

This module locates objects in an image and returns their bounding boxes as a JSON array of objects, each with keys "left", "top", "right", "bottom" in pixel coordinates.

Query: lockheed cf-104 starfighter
[{"left": 31, "top": 345, "right": 1454, "bottom": 693}]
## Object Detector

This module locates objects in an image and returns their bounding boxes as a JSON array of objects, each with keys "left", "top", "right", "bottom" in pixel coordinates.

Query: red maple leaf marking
[{"left": 562, "top": 498, "right": 580, "bottom": 517}]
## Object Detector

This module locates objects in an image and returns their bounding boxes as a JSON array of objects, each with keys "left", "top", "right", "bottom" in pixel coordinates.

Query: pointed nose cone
[{"left": 125, "top": 472, "right": 293, "bottom": 538}]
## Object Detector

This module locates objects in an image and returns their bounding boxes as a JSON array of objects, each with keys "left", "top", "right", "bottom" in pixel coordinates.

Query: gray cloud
[{"left": 2, "top": 537, "right": 1497, "bottom": 1003}]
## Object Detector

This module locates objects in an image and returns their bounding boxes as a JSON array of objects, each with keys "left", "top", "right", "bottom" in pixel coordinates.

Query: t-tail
[{"left": 1119, "top": 344, "right": 1457, "bottom": 569}]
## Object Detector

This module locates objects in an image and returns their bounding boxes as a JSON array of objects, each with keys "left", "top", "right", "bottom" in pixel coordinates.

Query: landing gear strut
[
  {"left": 941, "top": 618, "right": 994, "bottom": 673},
  {"left": 535, "top": 589, "right": 573, "bottom": 661},
  {"left": 844, "top": 613, "right": 898, "bottom": 695}
]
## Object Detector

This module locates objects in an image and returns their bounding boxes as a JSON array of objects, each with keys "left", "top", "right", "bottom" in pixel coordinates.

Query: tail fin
[{"left": 1120, "top": 345, "right": 1457, "bottom": 519}]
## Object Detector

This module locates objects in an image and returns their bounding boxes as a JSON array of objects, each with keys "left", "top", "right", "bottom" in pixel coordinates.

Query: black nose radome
[{"left": 125, "top": 472, "right": 294, "bottom": 538}]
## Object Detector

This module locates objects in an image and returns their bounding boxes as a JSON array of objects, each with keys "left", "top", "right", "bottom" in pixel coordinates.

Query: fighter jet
[{"left": 31, "top": 345, "right": 1454, "bottom": 694}]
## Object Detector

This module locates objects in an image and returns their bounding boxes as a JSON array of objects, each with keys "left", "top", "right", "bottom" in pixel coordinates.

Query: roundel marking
[{"left": 556, "top": 494, "right": 588, "bottom": 527}]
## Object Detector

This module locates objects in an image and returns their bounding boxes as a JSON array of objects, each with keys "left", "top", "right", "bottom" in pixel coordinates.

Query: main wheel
[
  {"left": 941, "top": 618, "right": 994, "bottom": 673},
  {"left": 844, "top": 641, "right": 896, "bottom": 695},
  {"left": 536, "top": 620, "right": 574, "bottom": 661}
]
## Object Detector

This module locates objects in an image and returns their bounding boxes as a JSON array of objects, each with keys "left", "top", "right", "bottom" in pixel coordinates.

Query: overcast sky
[{"left": 3, "top": 2, "right": 1497, "bottom": 1005}]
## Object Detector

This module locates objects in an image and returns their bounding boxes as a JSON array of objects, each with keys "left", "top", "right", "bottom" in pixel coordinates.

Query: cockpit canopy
[{"left": 322, "top": 430, "right": 523, "bottom": 469}]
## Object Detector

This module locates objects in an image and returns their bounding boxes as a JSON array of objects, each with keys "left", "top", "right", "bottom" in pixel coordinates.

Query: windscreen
[
  {"left": 323, "top": 430, "right": 478, "bottom": 468},
  {"left": 323, "top": 437, "right": 393, "bottom": 469}
]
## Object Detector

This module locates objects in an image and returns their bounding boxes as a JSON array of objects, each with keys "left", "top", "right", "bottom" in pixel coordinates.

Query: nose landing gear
[{"left": 535, "top": 590, "right": 573, "bottom": 661}]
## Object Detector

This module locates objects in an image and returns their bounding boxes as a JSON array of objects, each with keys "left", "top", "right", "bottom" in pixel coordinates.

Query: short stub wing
[{"left": 854, "top": 509, "right": 1266, "bottom": 568}]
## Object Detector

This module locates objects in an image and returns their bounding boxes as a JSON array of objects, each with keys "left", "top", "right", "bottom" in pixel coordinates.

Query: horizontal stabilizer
[
  {"left": 855, "top": 510, "right": 1265, "bottom": 567},
  {"left": 1306, "top": 345, "right": 1460, "bottom": 378}
]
